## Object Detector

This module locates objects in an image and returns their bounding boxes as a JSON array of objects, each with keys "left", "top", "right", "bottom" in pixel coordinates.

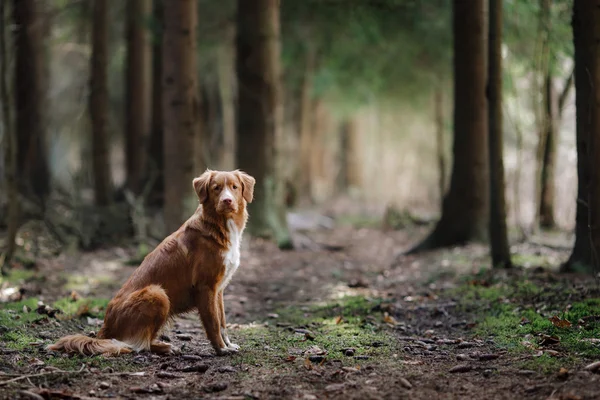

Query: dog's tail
[{"left": 47, "top": 334, "right": 132, "bottom": 356}]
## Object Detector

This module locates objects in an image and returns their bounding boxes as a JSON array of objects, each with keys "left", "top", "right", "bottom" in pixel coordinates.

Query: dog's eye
[
  {"left": 214, "top": 185, "right": 221, "bottom": 191},
  {"left": 232, "top": 185, "right": 238, "bottom": 190}
]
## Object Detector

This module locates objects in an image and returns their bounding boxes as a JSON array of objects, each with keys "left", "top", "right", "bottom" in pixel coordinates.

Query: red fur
[{"left": 48, "top": 170, "right": 255, "bottom": 356}]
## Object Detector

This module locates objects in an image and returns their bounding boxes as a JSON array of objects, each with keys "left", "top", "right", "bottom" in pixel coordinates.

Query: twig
[{"left": 0, "top": 365, "right": 86, "bottom": 386}]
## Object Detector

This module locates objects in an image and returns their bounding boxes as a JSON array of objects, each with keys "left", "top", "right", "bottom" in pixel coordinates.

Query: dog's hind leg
[{"left": 102, "top": 285, "right": 170, "bottom": 352}]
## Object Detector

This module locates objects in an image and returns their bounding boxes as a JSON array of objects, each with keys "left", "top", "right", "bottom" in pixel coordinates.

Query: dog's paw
[
  {"left": 227, "top": 342, "right": 240, "bottom": 350},
  {"left": 215, "top": 346, "right": 238, "bottom": 356}
]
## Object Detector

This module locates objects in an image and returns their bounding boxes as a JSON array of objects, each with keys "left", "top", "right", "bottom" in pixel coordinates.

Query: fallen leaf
[
  {"left": 285, "top": 355, "right": 296, "bottom": 362},
  {"left": 539, "top": 334, "right": 560, "bottom": 346},
  {"left": 383, "top": 312, "right": 398, "bottom": 325},
  {"left": 584, "top": 361, "right": 600, "bottom": 372},
  {"left": 449, "top": 364, "right": 472, "bottom": 373},
  {"left": 549, "top": 316, "right": 572, "bottom": 329},
  {"left": 335, "top": 315, "right": 343, "bottom": 324},
  {"left": 399, "top": 377, "right": 412, "bottom": 389},
  {"left": 304, "top": 358, "right": 313, "bottom": 370},
  {"left": 70, "top": 291, "right": 81, "bottom": 302},
  {"left": 557, "top": 367, "right": 569, "bottom": 381}
]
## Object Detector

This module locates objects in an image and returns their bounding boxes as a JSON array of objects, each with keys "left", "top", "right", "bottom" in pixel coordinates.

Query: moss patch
[{"left": 450, "top": 272, "right": 600, "bottom": 373}]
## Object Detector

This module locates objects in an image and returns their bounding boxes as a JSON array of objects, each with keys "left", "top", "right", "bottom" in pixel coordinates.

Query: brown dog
[{"left": 48, "top": 169, "right": 255, "bottom": 356}]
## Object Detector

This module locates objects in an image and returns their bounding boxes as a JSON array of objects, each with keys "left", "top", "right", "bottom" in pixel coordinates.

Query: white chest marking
[{"left": 220, "top": 219, "right": 241, "bottom": 291}]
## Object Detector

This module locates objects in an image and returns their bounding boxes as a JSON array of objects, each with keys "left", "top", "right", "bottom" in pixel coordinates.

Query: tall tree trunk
[
  {"left": 539, "top": 74, "right": 558, "bottom": 229},
  {"left": 13, "top": 0, "right": 49, "bottom": 204},
  {"left": 536, "top": 0, "right": 557, "bottom": 230},
  {"left": 217, "top": 22, "right": 236, "bottom": 170},
  {"left": 563, "top": 0, "right": 600, "bottom": 273},
  {"left": 125, "top": 0, "right": 153, "bottom": 195},
  {"left": 339, "top": 117, "right": 360, "bottom": 192},
  {"left": 148, "top": 0, "right": 163, "bottom": 206},
  {"left": 236, "top": 0, "right": 292, "bottom": 248},
  {"left": 409, "top": 0, "right": 488, "bottom": 253},
  {"left": 90, "top": 0, "right": 112, "bottom": 207},
  {"left": 434, "top": 85, "right": 446, "bottom": 207},
  {"left": 1, "top": 0, "right": 19, "bottom": 270},
  {"left": 162, "top": 0, "right": 199, "bottom": 233},
  {"left": 488, "top": 0, "right": 512, "bottom": 268},
  {"left": 298, "top": 47, "right": 316, "bottom": 201}
]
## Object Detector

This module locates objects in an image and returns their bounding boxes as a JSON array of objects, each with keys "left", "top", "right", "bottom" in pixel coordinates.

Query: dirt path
[{"left": 1, "top": 223, "right": 599, "bottom": 399}]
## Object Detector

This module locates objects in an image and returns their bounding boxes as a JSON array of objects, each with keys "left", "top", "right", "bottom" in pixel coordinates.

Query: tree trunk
[
  {"left": 217, "top": 22, "right": 236, "bottom": 170},
  {"left": 563, "top": 0, "right": 600, "bottom": 273},
  {"left": 409, "top": 0, "right": 488, "bottom": 253},
  {"left": 434, "top": 85, "right": 446, "bottom": 207},
  {"left": 236, "top": 0, "right": 292, "bottom": 248},
  {"left": 1, "top": 0, "right": 19, "bottom": 270},
  {"left": 339, "top": 118, "right": 360, "bottom": 192},
  {"left": 13, "top": 0, "right": 49, "bottom": 204},
  {"left": 539, "top": 74, "right": 558, "bottom": 229},
  {"left": 148, "top": 0, "right": 163, "bottom": 206},
  {"left": 162, "top": 0, "right": 199, "bottom": 233},
  {"left": 90, "top": 0, "right": 112, "bottom": 207},
  {"left": 125, "top": 0, "right": 153, "bottom": 195},
  {"left": 488, "top": 0, "right": 512, "bottom": 268},
  {"left": 298, "top": 47, "right": 316, "bottom": 201}
]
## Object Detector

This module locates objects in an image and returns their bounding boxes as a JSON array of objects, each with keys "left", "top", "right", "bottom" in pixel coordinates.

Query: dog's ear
[
  {"left": 193, "top": 170, "right": 214, "bottom": 204},
  {"left": 235, "top": 170, "right": 255, "bottom": 203}
]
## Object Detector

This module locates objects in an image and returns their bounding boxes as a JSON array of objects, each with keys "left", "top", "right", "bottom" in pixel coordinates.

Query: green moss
[
  {"left": 53, "top": 297, "right": 109, "bottom": 318},
  {"left": 453, "top": 273, "right": 600, "bottom": 373},
  {"left": 0, "top": 268, "right": 36, "bottom": 285},
  {"left": 0, "top": 298, "right": 43, "bottom": 328},
  {"left": 2, "top": 331, "right": 39, "bottom": 350}
]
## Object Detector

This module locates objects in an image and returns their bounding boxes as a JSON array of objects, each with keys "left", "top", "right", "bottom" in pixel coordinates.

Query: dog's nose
[{"left": 223, "top": 198, "right": 232, "bottom": 205}]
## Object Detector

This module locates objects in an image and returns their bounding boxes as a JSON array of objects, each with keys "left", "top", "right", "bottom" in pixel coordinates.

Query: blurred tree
[
  {"left": 90, "top": 0, "right": 112, "bottom": 207},
  {"left": 13, "top": 0, "right": 49, "bottom": 204},
  {"left": 217, "top": 22, "right": 236, "bottom": 171},
  {"left": 409, "top": 0, "right": 489, "bottom": 252},
  {"left": 488, "top": 0, "right": 512, "bottom": 268},
  {"left": 1, "top": 0, "right": 18, "bottom": 270},
  {"left": 236, "top": 0, "right": 292, "bottom": 248},
  {"left": 148, "top": 0, "right": 163, "bottom": 206},
  {"left": 125, "top": 0, "right": 153, "bottom": 195},
  {"left": 162, "top": 0, "right": 199, "bottom": 233},
  {"left": 339, "top": 118, "right": 361, "bottom": 192},
  {"left": 434, "top": 85, "right": 446, "bottom": 206},
  {"left": 562, "top": 0, "right": 599, "bottom": 273}
]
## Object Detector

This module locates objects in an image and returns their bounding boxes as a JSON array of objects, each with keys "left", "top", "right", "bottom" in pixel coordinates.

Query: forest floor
[{"left": 1, "top": 212, "right": 600, "bottom": 400}]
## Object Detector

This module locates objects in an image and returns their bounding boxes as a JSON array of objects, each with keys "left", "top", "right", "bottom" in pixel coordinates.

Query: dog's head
[{"left": 193, "top": 169, "right": 255, "bottom": 216}]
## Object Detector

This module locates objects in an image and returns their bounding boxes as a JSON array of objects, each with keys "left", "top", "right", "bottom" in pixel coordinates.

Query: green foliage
[{"left": 451, "top": 275, "right": 600, "bottom": 374}]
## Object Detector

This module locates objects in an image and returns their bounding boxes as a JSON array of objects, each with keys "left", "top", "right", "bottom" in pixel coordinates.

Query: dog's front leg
[
  {"left": 218, "top": 290, "right": 239, "bottom": 350},
  {"left": 197, "top": 286, "right": 236, "bottom": 355}
]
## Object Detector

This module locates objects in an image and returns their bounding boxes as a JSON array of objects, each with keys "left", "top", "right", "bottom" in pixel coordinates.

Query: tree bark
[
  {"left": 125, "top": 0, "right": 153, "bottom": 195},
  {"left": 162, "top": 0, "right": 199, "bottom": 233},
  {"left": 148, "top": 0, "right": 163, "bottom": 206},
  {"left": 488, "top": 0, "right": 512, "bottom": 268},
  {"left": 90, "top": 0, "right": 112, "bottom": 207},
  {"left": 217, "top": 22, "right": 236, "bottom": 170},
  {"left": 539, "top": 74, "right": 558, "bottom": 229},
  {"left": 236, "top": 0, "right": 292, "bottom": 248},
  {"left": 562, "top": 0, "right": 600, "bottom": 273},
  {"left": 1, "top": 0, "right": 19, "bottom": 269},
  {"left": 13, "top": 0, "right": 49, "bottom": 203},
  {"left": 339, "top": 117, "right": 360, "bottom": 192},
  {"left": 298, "top": 46, "right": 316, "bottom": 201},
  {"left": 434, "top": 85, "right": 446, "bottom": 207},
  {"left": 408, "top": 0, "right": 488, "bottom": 253}
]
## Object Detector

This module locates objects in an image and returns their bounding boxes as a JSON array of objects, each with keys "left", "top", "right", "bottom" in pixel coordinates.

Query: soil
[{"left": 1, "top": 219, "right": 600, "bottom": 400}]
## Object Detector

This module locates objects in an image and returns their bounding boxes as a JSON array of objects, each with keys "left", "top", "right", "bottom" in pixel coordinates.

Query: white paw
[
  {"left": 227, "top": 342, "right": 240, "bottom": 350},
  {"left": 216, "top": 346, "right": 238, "bottom": 356}
]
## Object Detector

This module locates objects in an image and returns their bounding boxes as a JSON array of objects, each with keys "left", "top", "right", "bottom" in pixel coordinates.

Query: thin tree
[
  {"left": 562, "top": 0, "right": 600, "bottom": 273},
  {"left": 90, "top": 0, "right": 112, "bottom": 207},
  {"left": 408, "top": 0, "right": 488, "bottom": 253},
  {"left": 148, "top": 0, "right": 163, "bottom": 206},
  {"left": 13, "top": 0, "right": 49, "bottom": 204},
  {"left": 125, "top": 0, "right": 153, "bottom": 195},
  {"left": 434, "top": 85, "right": 446, "bottom": 206},
  {"left": 236, "top": 0, "right": 293, "bottom": 248},
  {"left": 488, "top": 0, "right": 512, "bottom": 268},
  {"left": 0, "top": 0, "right": 19, "bottom": 271},
  {"left": 162, "top": 0, "right": 199, "bottom": 233}
]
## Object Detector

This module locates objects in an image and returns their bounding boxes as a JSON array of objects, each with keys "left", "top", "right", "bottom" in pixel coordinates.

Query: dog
[{"left": 48, "top": 169, "right": 255, "bottom": 356}]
